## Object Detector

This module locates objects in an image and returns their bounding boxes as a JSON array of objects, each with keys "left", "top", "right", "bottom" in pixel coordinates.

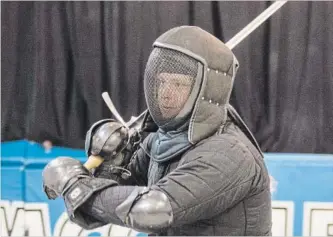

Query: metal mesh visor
[{"left": 144, "top": 47, "right": 198, "bottom": 127}]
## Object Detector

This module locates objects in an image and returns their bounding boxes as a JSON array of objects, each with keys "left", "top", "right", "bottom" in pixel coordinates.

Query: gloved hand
[
  {"left": 85, "top": 120, "right": 129, "bottom": 160},
  {"left": 90, "top": 137, "right": 134, "bottom": 181},
  {"left": 42, "top": 157, "right": 90, "bottom": 200},
  {"left": 84, "top": 112, "right": 157, "bottom": 180},
  {"left": 84, "top": 119, "right": 133, "bottom": 180},
  {"left": 92, "top": 158, "right": 131, "bottom": 181},
  {"left": 42, "top": 156, "right": 117, "bottom": 228}
]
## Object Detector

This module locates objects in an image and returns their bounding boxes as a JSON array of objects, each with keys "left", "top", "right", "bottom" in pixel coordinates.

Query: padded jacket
[{"left": 73, "top": 118, "right": 272, "bottom": 236}]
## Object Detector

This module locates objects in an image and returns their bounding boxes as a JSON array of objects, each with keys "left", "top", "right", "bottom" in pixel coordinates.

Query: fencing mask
[
  {"left": 144, "top": 26, "right": 239, "bottom": 144},
  {"left": 144, "top": 47, "right": 202, "bottom": 130}
]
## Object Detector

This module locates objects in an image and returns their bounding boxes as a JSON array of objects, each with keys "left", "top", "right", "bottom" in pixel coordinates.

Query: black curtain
[{"left": 2, "top": 1, "right": 333, "bottom": 153}]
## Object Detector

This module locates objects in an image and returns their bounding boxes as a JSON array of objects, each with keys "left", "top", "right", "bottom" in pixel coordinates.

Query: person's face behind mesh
[{"left": 157, "top": 72, "right": 193, "bottom": 119}]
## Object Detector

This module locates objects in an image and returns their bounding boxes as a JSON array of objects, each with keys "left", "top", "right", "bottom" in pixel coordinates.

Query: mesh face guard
[{"left": 144, "top": 47, "right": 199, "bottom": 127}]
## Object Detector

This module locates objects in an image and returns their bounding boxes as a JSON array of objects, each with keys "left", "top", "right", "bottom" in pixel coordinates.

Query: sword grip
[{"left": 84, "top": 155, "right": 105, "bottom": 171}]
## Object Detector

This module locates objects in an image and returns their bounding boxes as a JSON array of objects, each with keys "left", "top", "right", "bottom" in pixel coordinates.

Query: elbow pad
[{"left": 115, "top": 187, "right": 173, "bottom": 233}]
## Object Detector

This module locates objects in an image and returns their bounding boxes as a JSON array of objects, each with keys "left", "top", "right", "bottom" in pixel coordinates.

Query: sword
[{"left": 225, "top": 1, "right": 287, "bottom": 49}]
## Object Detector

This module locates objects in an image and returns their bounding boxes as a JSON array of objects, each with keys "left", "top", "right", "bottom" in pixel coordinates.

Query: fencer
[{"left": 43, "top": 26, "right": 272, "bottom": 236}]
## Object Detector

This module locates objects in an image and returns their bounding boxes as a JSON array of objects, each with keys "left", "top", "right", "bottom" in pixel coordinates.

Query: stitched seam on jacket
[
  {"left": 243, "top": 200, "right": 247, "bottom": 235},
  {"left": 183, "top": 137, "right": 245, "bottom": 160},
  {"left": 173, "top": 179, "right": 253, "bottom": 216},
  {"left": 169, "top": 148, "right": 256, "bottom": 215}
]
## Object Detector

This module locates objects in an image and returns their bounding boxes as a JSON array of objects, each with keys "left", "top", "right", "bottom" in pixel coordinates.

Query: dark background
[{"left": 1, "top": 1, "right": 332, "bottom": 153}]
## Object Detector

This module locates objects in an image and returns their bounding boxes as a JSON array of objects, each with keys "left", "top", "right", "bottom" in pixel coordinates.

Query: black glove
[
  {"left": 42, "top": 156, "right": 117, "bottom": 229},
  {"left": 84, "top": 112, "right": 158, "bottom": 181},
  {"left": 85, "top": 119, "right": 134, "bottom": 180},
  {"left": 92, "top": 150, "right": 133, "bottom": 181},
  {"left": 42, "top": 157, "right": 90, "bottom": 199},
  {"left": 85, "top": 119, "right": 129, "bottom": 159}
]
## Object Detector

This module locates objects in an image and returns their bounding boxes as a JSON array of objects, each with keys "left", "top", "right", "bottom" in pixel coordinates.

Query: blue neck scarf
[{"left": 145, "top": 122, "right": 193, "bottom": 186}]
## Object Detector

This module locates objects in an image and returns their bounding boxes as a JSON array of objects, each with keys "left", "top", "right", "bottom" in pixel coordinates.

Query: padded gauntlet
[{"left": 42, "top": 156, "right": 118, "bottom": 229}]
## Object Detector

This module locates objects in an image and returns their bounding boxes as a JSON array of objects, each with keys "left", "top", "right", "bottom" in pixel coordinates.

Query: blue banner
[{"left": 1, "top": 140, "right": 332, "bottom": 236}]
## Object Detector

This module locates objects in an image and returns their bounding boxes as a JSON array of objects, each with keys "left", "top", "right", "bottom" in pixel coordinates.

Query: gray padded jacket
[{"left": 75, "top": 117, "right": 272, "bottom": 236}]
